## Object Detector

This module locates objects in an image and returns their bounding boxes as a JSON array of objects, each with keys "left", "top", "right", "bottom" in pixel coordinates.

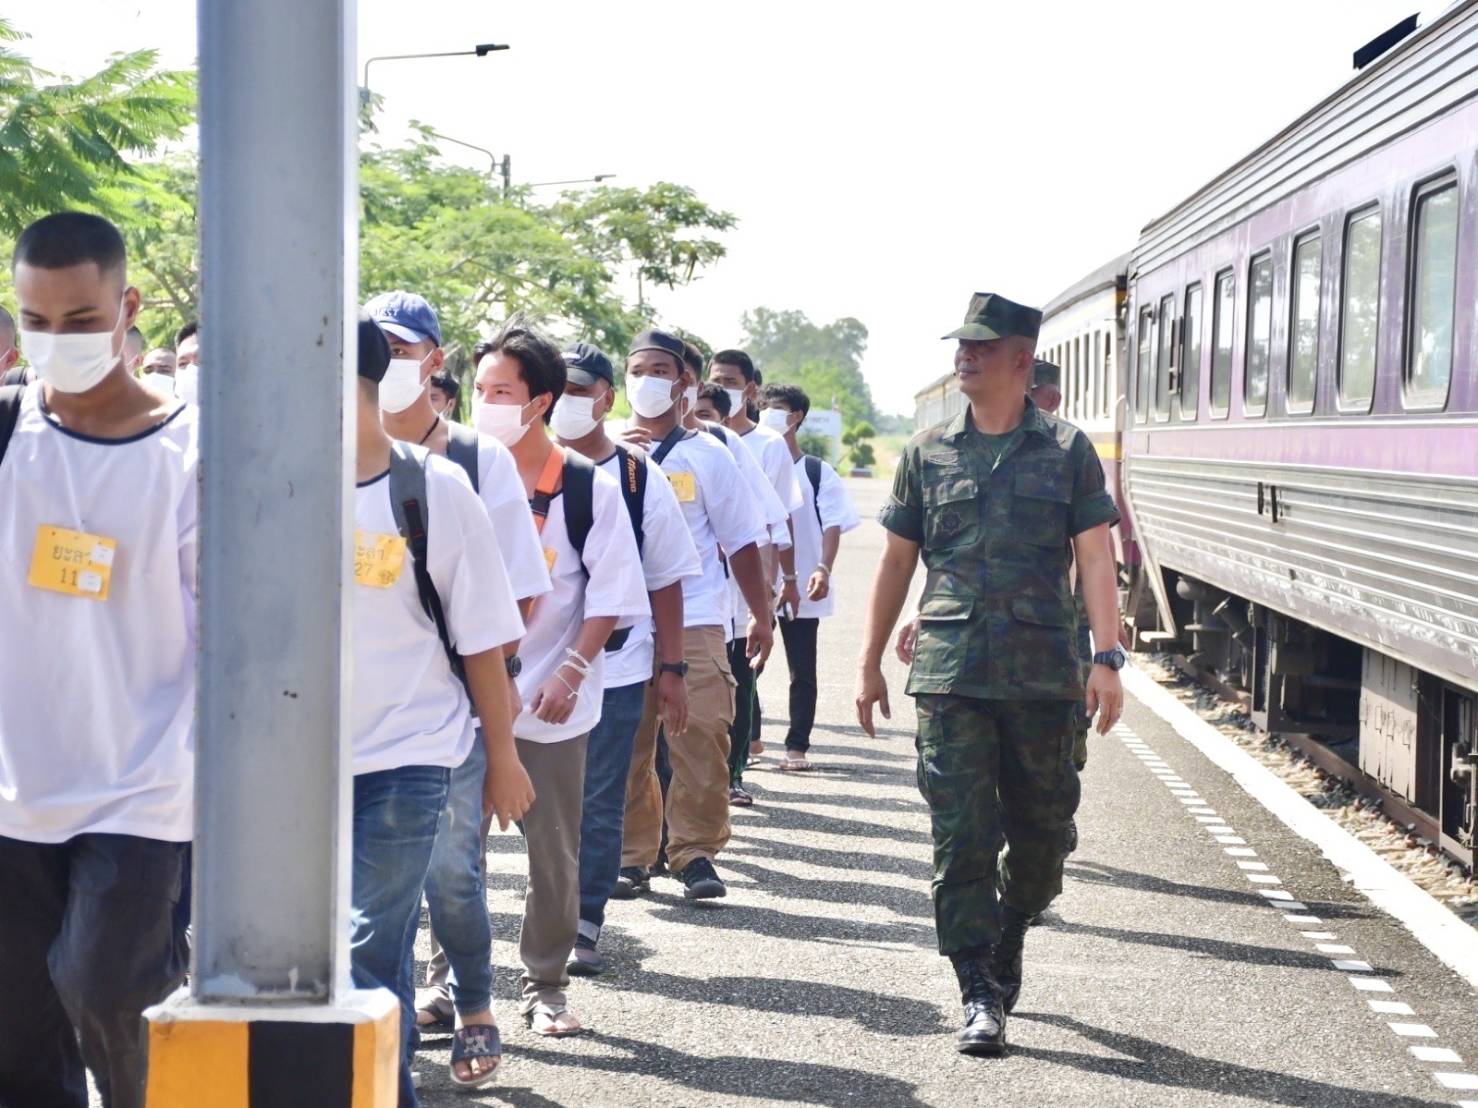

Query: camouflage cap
[
  {"left": 942, "top": 292, "right": 1042, "bottom": 342},
  {"left": 1032, "top": 358, "right": 1061, "bottom": 387}
]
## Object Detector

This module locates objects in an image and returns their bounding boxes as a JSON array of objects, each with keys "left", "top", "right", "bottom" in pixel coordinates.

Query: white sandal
[{"left": 525, "top": 1001, "right": 583, "bottom": 1037}]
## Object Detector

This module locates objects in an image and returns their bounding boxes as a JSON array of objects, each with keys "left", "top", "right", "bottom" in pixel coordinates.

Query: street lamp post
[
  {"left": 426, "top": 131, "right": 511, "bottom": 198},
  {"left": 360, "top": 42, "right": 508, "bottom": 105},
  {"left": 526, "top": 174, "right": 617, "bottom": 189}
]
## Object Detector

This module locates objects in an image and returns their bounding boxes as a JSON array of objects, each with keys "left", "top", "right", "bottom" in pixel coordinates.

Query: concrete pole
[{"left": 192, "top": 0, "right": 357, "bottom": 1003}]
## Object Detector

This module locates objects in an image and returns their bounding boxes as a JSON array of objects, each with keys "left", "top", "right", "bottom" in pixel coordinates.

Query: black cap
[
  {"left": 628, "top": 328, "right": 686, "bottom": 362},
  {"left": 563, "top": 342, "right": 614, "bottom": 388},
  {"left": 357, "top": 310, "right": 391, "bottom": 383},
  {"left": 1031, "top": 358, "right": 1061, "bottom": 388}
]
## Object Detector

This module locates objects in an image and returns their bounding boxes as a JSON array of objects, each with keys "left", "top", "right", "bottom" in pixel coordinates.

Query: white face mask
[
  {"left": 140, "top": 370, "right": 175, "bottom": 395},
  {"left": 682, "top": 385, "right": 699, "bottom": 415},
  {"left": 549, "top": 393, "right": 603, "bottom": 441},
  {"left": 760, "top": 407, "right": 794, "bottom": 434},
  {"left": 20, "top": 296, "right": 127, "bottom": 394},
  {"left": 473, "top": 396, "right": 534, "bottom": 446},
  {"left": 721, "top": 387, "right": 746, "bottom": 419},
  {"left": 627, "top": 374, "right": 677, "bottom": 419},
  {"left": 378, "top": 355, "right": 428, "bottom": 413},
  {"left": 173, "top": 364, "right": 200, "bottom": 405}
]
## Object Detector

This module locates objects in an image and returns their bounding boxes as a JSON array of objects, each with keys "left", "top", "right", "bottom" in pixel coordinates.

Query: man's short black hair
[
  {"left": 697, "top": 380, "right": 731, "bottom": 418},
  {"left": 681, "top": 340, "right": 705, "bottom": 377},
  {"left": 710, "top": 348, "right": 756, "bottom": 383},
  {"left": 429, "top": 371, "right": 460, "bottom": 399},
  {"left": 12, "top": 212, "right": 127, "bottom": 279},
  {"left": 763, "top": 382, "right": 810, "bottom": 418},
  {"left": 175, "top": 320, "right": 198, "bottom": 348},
  {"left": 475, "top": 312, "right": 565, "bottom": 424}
]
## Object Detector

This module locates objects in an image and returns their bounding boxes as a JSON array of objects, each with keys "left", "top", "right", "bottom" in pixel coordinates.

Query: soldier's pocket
[
  {"left": 915, "top": 595, "right": 974, "bottom": 679},
  {"left": 1008, "top": 596, "right": 1076, "bottom": 692},
  {"left": 1013, "top": 465, "right": 1070, "bottom": 547},
  {"left": 922, "top": 473, "right": 981, "bottom": 550}
]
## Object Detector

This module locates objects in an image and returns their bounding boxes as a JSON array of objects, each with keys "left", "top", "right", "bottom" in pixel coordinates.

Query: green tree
[
  {"left": 797, "top": 431, "right": 832, "bottom": 462},
  {"left": 0, "top": 20, "right": 193, "bottom": 235},
  {"left": 842, "top": 420, "right": 876, "bottom": 473},
  {"left": 739, "top": 307, "right": 877, "bottom": 424}
]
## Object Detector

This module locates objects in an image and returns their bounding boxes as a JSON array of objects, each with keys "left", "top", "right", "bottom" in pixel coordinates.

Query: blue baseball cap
[
  {"left": 563, "top": 342, "right": 614, "bottom": 388},
  {"left": 365, "top": 290, "right": 442, "bottom": 346}
]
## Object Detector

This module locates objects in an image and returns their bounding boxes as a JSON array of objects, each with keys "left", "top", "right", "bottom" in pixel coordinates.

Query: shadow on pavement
[
  {"left": 643, "top": 899, "right": 938, "bottom": 950},
  {"left": 512, "top": 1033, "right": 931, "bottom": 1107},
  {"left": 1012, "top": 1012, "right": 1448, "bottom": 1108},
  {"left": 1046, "top": 919, "right": 1403, "bottom": 978},
  {"left": 1066, "top": 860, "right": 1374, "bottom": 921},
  {"left": 716, "top": 856, "right": 933, "bottom": 920},
  {"left": 739, "top": 799, "right": 933, "bottom": 845},
  {"left": 748, "top": 784, "right": 924, "bottom": 816},
  {"left": 725, "top": 833, "right": 935, "bottom": 883}
]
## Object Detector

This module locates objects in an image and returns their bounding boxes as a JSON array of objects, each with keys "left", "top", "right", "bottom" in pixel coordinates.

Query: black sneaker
[
  {"left": 610, "top": 866, "right": 650, "bottom": 900},
  {"left": 567, "top": 938, "right": 604, "bottom": 977},
  {"left": 728, "top": 784, "right": 754, "bottom": 808},
  {"left": 678, "top": 857, "right": 727, "bottom": 900}
]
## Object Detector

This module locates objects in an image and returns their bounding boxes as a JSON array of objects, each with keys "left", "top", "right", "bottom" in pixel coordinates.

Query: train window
[
  {"left": 1288, "top": 232, "right": 1321, "bottom": 413},
  {"left": 1406, "top": 178, "right": 1458, "bottom": 408},
  {"left": 1338, "top": 206, "right": 1382, "bottom": 410},
  {"left": 1210, "top": 270, "right": 1234, "bottom": 417},
  {"left": 1135, "top": 307, "right": 1152, "bottom": 422},
  {"left": 1181, "top": 283, "right": 1202, "bottom": 419},
  {"left": 1245, "top": 252, "right": 1272, "bottom": 416},
  {"left": 1155, "top": 294, "right": 1175, "bottom": 419}
]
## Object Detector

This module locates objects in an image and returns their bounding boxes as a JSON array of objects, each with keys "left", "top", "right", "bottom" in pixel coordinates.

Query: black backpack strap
[
  {"left": 649, "top": 424, "right": 689, "bottom": 466},
  {"left": 803, "top": 454, "right": 824, "bottom": 531},
  {"left": 388, "top": 442, "right": 467, "bottom": 691},
  {"left": 611, "top": 444, "right": 647, "bottom": 556},
  {"left": 444, "top": 420, "right": 480, "bottom": 493},
  {"left": 559, "top": 450, "right": 634, "bottom": 655},
  {"left": 0, "top": 385, "right": 23, "bottom": 472},
  {"left": 702, "top": 421, "right": 728, "bottom": 445},
  {"left": 0, "top": 366, "right": 31, "bottom": 388}
]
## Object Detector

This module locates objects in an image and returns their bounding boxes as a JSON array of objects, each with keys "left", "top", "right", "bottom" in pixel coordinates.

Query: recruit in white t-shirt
[
  {"left": 352, "top": 452, "right": 524, "bottom": 776},
  {"left": 474, "top": 433, "right": 552, "bottom": 603},
  {"left": 721, "top": 423, "right": 791, "bottom": 633},
  {"left": 597, "top": 448, "right": 702, "bottom": 690},
  {"left": 0, "top": 384, "right": 198, "bottom": 844},
  {"left": 513, "top": 458, "right": 651, "bottom": 743},
  {"left": 786, "top": 454, "right": 860, "bottom": 620},
  {"left": 654, "top": 430, "right": 768, "bottom": 631}
]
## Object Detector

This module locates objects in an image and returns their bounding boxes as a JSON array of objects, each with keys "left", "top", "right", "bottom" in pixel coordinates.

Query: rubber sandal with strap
[
  {"left": 449, "top": 1024, "right": 501, "bottom": 1088},
  {"left": 525, "top": 1001, "right": 583, "bottom": 1037}
]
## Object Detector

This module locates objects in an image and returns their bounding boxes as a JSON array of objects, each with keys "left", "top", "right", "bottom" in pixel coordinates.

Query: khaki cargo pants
[{"left": 622, "top": 624, "right": 736, "bottom": 874}]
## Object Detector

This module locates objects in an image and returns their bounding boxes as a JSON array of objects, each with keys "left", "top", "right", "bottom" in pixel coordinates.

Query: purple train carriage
[{"left": 1120, "top": 4, "right": 1478, "bottom": 866}]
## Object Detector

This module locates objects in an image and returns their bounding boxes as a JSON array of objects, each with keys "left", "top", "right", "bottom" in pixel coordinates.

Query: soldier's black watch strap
[{"left": 1092, "top": 647, "right": 1127, "bottom": 671}]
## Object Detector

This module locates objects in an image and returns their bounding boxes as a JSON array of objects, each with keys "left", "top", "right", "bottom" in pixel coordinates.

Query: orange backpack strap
[{"left": 528, "top": 444, "right": 566, "bottom": 535}]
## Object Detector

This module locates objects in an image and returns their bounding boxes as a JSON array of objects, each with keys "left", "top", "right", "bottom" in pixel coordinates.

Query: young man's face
[
  {"left": 143, "top": 348, "right": 176, "bottom": 376},
  {"left": 626, "top": 349, "right": 682, "bottom": 385},
  {"left": 562, "top": 378, "right": 614, "bottom": 419},
  {"left": 428, "top": 386, "right": 451, "bottom": 414},
  {"left": 765, "top": 399, "right": 800, "bottom": 434},
  {"left": 693, "top": 397, "right": 723, "bottom": 424},
  {"left": 706, "top": 361, "right": 752, "bottom": 403},
  {"left": 14, "top": 260, "right": 137, "bottom": 341},
  {"left": 176, "top": 334, "right": 200, "bottom": 369},
  {"left": 386, "top": 334, "right": 442, "bottom": 383}
]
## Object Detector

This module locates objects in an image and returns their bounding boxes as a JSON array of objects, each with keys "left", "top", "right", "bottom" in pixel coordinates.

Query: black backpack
[
  {"left": 0, "top": 385, "right": 21, "bottom": 471},
  {"left": 802, "top": 453, "right": 824, "bottom": 530},
  {"left": 610, "top": 443, "right": 647, "bottom": 555}
]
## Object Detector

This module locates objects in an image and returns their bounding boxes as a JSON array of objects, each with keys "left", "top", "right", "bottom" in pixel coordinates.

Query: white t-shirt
[
  {"left": 352, "top": 453, "right": 524, "bottom": 775},
  {"left": 743, "top": 424, "right": 804, "bottom": 515},
  {"left": 474, "top": 435, "right": 552, "bottom": 603},
  {"left": 597, "top": 449, "right": 702, "bottom": 689},
  {"left": 787, "top": 454, "right": 860, "bottom": 620},
  {"left": 513, "top": 458, "right": 650, "bottom": 743},
  {"left": 0, "top": 385, "right": 198, "bottom": 843},
  {"left": 654, "top": 430, "right": 768, "bottom": 630},
  {"left": 723, "top": 424, "right": 793, "bottom": 633}
]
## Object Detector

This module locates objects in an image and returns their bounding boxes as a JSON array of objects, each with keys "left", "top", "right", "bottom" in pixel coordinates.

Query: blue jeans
[
  {"left": 351, "top": 763, "right": 450, "bottom": 1108},
  {"left": 577, "top": 680, "right": 648, "bottom": 941},
  {"left": 421, "top": 736, "right": 492, "bottom": 1015}
]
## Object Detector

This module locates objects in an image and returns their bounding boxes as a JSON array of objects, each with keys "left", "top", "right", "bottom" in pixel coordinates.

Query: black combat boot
[
  {"left": 992, "top": 906, "right": 1031, "bottom": 1014},
  {"left": 950, "top": 951, "right": 1006, "bottom": 1056}
]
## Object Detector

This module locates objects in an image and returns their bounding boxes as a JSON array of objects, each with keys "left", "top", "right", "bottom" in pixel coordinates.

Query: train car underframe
[{"left": 1141, "top": 568, "right": 1478, "bottom": 872}]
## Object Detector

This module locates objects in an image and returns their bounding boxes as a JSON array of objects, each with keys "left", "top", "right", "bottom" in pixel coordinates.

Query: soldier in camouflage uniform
[
  {"left": 856, "top": 293, "right": 1125, "bottom": 1056},
  {"left": 1029, "top": 359, "right": 1094, "bottom": 775}
]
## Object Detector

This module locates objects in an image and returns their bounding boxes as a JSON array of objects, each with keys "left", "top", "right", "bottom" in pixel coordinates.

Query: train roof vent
[{"left": 1353, "top": 12, "right": 1420, "bottom": 69}]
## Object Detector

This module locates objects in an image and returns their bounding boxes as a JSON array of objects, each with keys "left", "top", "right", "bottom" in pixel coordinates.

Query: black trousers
[
  {"left": 0, "top": 833, "right": 189, "bottom": 1108},
  {"left": 779, "top": 617, "right": 820, "bottom": 752},
  {"left": 726, "top": 637, "right": 758, "bottom": 785}
]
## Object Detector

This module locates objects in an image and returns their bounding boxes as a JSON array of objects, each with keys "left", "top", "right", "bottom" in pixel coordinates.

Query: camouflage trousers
[{"left": 914, "top": 695, "right": 1081, "bottom": 956}]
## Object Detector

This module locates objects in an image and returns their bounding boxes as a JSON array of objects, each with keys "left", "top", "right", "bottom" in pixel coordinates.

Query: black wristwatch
[
  {"left": 1092, "top": 646, "right": 1127, "bottom": 671},
  {"left": 659, "top": 661, "right": 689, "bottom": 678},
  {"left": 505, "top": 655, "right": 522, "bottom": 679}
]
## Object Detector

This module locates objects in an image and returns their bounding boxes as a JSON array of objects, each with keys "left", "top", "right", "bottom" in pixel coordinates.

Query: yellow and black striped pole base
[{"left": 144, "top": 988, "right": 398, "bottom": 1107}]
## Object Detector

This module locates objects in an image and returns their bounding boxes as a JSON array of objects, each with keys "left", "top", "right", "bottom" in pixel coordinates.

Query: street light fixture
[
  {"left": 360, "top": 42, "right": 508, "bottom": 103},
  {"left": 426, "top": 131, "right": 511, "bottom": 198},
  {"left": 526, "top": 174, "right": 617, "bottom": 189}
]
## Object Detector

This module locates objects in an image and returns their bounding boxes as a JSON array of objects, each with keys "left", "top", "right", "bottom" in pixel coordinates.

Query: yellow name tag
[
  {"left": 354, "top": 531, "right": 407, "bottom": 589},
  {"left": 28, "top": 525, "right": 116, "bottom": 601},
  {"left": 668, "top": 470, "right": 697, "bottom": 503},
  {"left": 543, "top": 547, "right": 558, "bottom": 572}
]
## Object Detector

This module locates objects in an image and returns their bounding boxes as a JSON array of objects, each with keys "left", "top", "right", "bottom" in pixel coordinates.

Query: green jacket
[{"left": 879, "top": 398, "right": 1119, "bottom": 700}]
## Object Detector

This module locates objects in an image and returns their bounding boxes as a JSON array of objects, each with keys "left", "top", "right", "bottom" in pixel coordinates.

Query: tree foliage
[
  {"left": 841, "top": 420, "right": 876, "bottom": 471},
  {"left": 738, "top": 307, "right": 877, "bottom": 426},
  {"left": 0, "top": 19, "right": 194, "bottom": 236}
]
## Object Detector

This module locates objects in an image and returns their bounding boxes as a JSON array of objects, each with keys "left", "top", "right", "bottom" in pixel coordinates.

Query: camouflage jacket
[{"left": 879, "top": 398, "right": 1119, "bottom": 700}]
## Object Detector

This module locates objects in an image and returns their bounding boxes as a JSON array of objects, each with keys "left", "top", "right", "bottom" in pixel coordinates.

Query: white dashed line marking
[
  {"left": 1285, "top": 914, "right": 1322, "bottom": 925},
  {"left": 1214, "top": 835, "right": 1247, "bottom": 844},
  {"left": 1433, "top": 1072, "right": 1478, "bottom": 1091},
  {"left": 1315, "top": 943, "right": 1356, "bottom": 954},
  {"left": 1389, "top": 1022, "right": 1437, "bottom": 1037},
  {"left": 1188, "top": 807, "right": 1217, "bottom": 815},
  {"left": 1248, "top": 874, "right": 1282, "bottom": 885},
  {"left": 1225, "top": 847, "right": 1257, "bottom": 857},
  {"left": 1300, "top": 930, "right": 1335, "bottom": 939},
  {"left": 1371, "top": 1001, "right": 1416, "bottom": 1016},
  {"left": 1350, "top": 977, "right": 1394, "bottom": 992},
  {"left": 1333, "top": 960, "right": 1374, "bottom": 973},
  {"left": 1412, "top": 1046, "right": 1464, "bottom": 1064},
  {"left": 1239, "top": 862, "right": 1271, "bottom": 871}
]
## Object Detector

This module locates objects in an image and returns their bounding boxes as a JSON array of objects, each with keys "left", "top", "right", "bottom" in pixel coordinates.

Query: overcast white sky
[{"left": 13, "top": 0, "right": 1443, "bottom": 413}]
